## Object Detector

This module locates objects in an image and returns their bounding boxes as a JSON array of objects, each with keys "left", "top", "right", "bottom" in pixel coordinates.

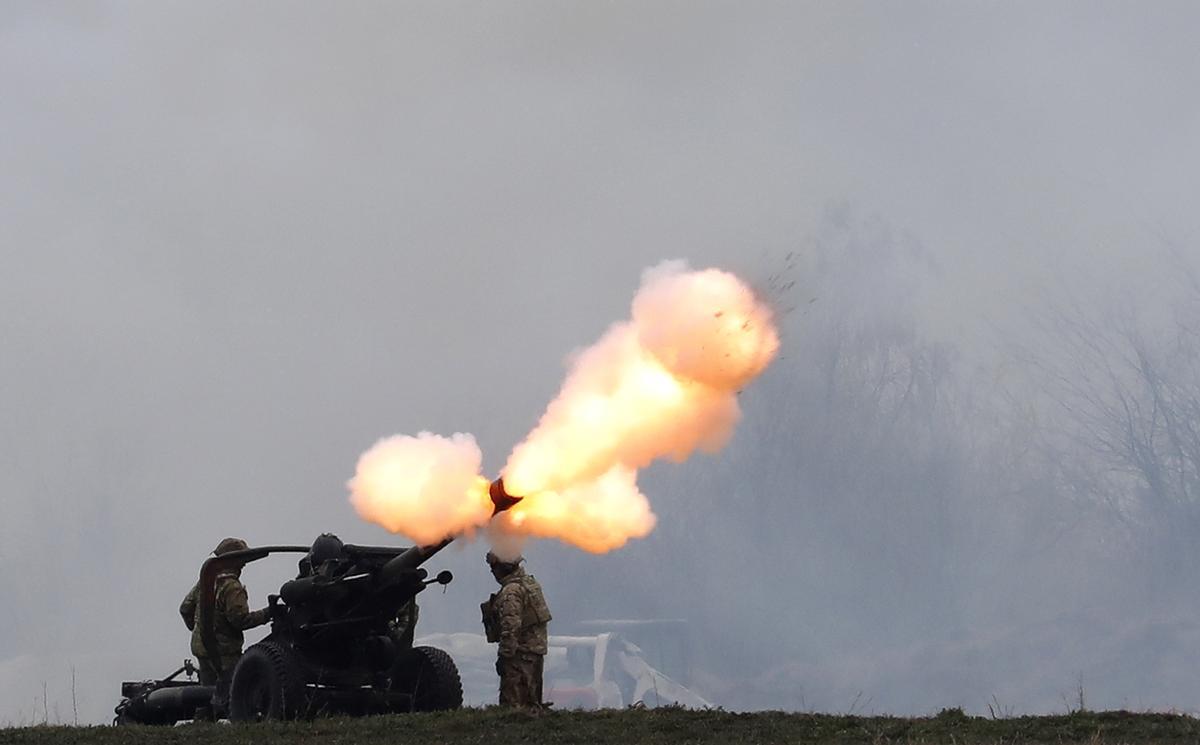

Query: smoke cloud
[
  {"left": 347, "top": 260, "right": 778, "bottom": 555},
  {"left": 504, "top": 260, "right": 778, "bottom": 494},
  {"left": 495, "top": 260, "right": 779, "bottom": 550},
  {"left": 347, "top": 432, "right": 492, "bottom": 546},
  {"left": 491, "top": 466, "right": 656, "bottom": 556}
]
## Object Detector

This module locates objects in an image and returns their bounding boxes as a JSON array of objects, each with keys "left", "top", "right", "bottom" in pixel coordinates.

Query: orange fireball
[{"left": 348, "top": 260, "right": 779, "bottom": 554}]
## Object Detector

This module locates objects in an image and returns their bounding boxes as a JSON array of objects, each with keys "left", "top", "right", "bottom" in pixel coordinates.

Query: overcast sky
[{"left": 2, "top": 1, "right": 1199, "bottom": 725}]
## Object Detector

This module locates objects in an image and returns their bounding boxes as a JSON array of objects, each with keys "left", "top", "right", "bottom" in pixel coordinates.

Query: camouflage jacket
[
  {"left": 180, "top": 572, "right": 269, "bottom": 658},
  {"left": 481, "top": 566, "right": 551, "bottom": 657}
]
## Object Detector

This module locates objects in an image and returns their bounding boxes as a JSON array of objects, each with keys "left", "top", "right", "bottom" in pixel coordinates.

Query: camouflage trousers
[
  {"left": 196, "top": 654, "right": 242, "bottom": 712},
  {"left": 497, "top": 652, "right": 544, "bottom": 708}
]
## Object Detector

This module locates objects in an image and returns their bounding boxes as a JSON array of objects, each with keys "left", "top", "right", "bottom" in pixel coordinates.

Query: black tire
[
  {"left": 229, "top": 641, "right": 308, "bottom": 722},
  {"left": 391, "top": 645, "right": 463, "bottom": 712}
]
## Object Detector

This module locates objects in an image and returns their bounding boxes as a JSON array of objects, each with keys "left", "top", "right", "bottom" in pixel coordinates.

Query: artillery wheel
[
  {"left": 391, "top": 645, "right": 463, "bottom": 712},
  {"left": 229, "top": 641, "right": 307, "bottom": 721}
]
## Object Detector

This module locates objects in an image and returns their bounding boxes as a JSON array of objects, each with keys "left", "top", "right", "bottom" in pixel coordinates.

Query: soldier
[
  {"left": 179, "top": 537, "right": 270, "bottom": 717},
  {"left": 389, "top": 597, "right": 420, "bottom": 650},
  {"left": 480, "top": 551, "right": 552, "bottom": 708},
  {"left": 301, "top": 532, "right": 347, "bottom": 578}
]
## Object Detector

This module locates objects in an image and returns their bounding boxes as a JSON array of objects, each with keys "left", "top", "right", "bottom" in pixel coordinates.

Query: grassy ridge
[{"left": 3, "top": 708, "right": 1199, "bottom": 745}]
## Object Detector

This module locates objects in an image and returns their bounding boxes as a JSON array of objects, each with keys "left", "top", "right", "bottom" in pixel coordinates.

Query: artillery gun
[{"left": 115, "top": 479, "right": 524, "bottom": 724}]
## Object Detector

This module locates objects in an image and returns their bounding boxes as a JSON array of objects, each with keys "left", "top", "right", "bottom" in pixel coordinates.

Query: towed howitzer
[
  {"left": 117, "top": 478, "right": 524, "bottom": 724},
  {"left": 261, "top": 477, "right": 523, "bottom": 652}
]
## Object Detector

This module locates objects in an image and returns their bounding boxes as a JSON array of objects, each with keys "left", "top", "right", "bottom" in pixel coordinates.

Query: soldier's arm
[
  {"left": 495, "top": 586, "right": 522, "bottom": 658},
  {"left": 393, "top": 599, "right": 417, "bottom": 635},
  {"left": 180, "top": 583, "right": 198, "bottom": 631},
  {"left": 220, "top": 582, "right": 270, "bottom": 630}
]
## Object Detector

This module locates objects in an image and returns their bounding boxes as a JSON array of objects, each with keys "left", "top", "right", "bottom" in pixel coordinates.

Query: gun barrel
[
  {"left": 376, "top": 478, "right": 523, "bottom": 586},
  {"left": 377, "top": 538, "right": 452, "bottom": 586}
]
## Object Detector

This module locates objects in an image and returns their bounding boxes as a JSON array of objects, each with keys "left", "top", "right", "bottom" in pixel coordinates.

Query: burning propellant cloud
[
  {"left": 348, "top": 432, "right": 493, "bottom": 547},
  {"left": 348, "top": 260, "right": 779, "bottom": 553}
]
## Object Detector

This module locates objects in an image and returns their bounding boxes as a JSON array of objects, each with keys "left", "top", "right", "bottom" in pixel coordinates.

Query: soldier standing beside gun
[
  {"left": 179, "top": 537, "right": 270, "bottom": 718},
  {"left": 389, "top": 597, "right": 420, "bottom": 650},
  {"left": 481, "top": 551, "right": 552, "bottom": 708}
]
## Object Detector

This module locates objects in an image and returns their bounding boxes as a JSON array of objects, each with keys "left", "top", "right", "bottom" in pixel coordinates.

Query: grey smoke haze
[{"left": 2, "top": 1, "right": 1199, "bottom": 725}]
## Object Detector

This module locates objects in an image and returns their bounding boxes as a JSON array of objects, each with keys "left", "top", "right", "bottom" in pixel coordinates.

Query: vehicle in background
[
  {"left": 571, "top": 619, "right": 694, "bottom": 686},
  {"left": 417, "top": 627, "right": 710, "bottom": 709}
]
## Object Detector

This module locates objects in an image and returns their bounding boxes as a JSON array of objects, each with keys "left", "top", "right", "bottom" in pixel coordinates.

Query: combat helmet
[
  {"left": 485, "top": 550, "right": 524, "bottom": 568},
  {"left": 308, "top": 533, "right": 345, "bottom": 567}
]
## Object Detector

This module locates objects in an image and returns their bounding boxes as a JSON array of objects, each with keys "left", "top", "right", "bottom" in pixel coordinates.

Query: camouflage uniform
[
  {"left": 179, "top": 538, "right": 269, "bottom": 714},
  {"left": 481, "top": 559, "right": 551, "bottom": 708},
  {"left": 180, "top": 572, "right": 270, "bottom": 683}
]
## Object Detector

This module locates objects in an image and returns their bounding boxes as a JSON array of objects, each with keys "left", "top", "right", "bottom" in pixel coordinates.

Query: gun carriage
[{"left": 115, "top": 479, "right": 523, "bottom": 724}]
